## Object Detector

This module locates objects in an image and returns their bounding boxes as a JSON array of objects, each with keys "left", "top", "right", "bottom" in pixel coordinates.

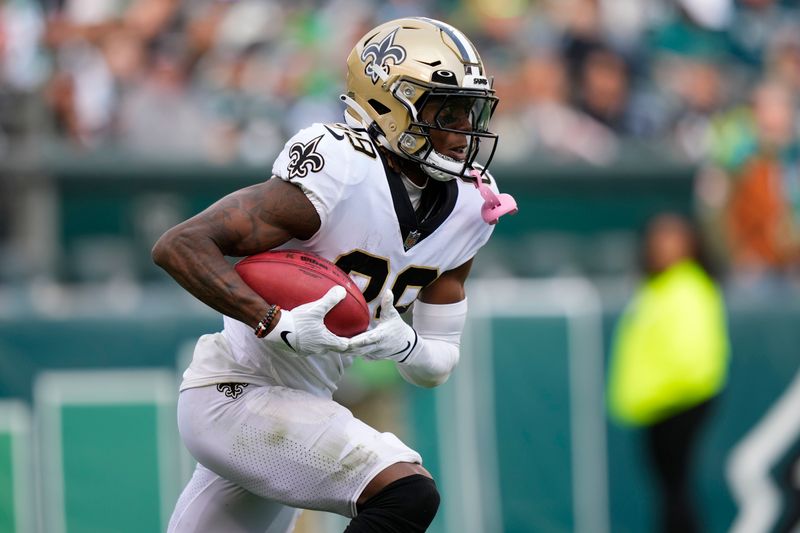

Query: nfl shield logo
[{"left": 403, "top": 230, "right": 421, "bottom": 251}]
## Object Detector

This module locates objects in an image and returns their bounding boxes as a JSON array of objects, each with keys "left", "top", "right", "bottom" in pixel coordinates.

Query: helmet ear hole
[
  {"left": 431, "top": 70, "right": 457, "bottom": 85},
  {"left": 368, "top": 99, "right": 392, "bottom": 115}
]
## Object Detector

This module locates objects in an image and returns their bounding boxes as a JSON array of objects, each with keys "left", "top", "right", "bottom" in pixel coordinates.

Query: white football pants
[{"left": 167, "top": 383, "right": 421, "bottom": 532}]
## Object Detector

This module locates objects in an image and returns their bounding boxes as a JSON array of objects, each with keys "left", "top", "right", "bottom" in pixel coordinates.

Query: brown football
[{"left": 234, "top": 250, "right": 370, "bottom": 337}]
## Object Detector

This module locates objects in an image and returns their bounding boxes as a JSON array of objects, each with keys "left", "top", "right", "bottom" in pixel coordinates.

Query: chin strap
[
  {"left": 470, "top": 169, "right": 518, "bottom": 225},
  {"left": 421, "top": 150, "right": 467, "bottom": 182}
]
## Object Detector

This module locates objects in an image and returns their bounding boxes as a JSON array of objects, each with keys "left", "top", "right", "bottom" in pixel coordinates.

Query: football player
[{"left": 153, "top": 17, "right": 514, "bottom": 533}]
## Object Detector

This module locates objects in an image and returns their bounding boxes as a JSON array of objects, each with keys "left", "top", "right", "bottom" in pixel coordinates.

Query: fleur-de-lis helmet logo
[
  {"left": 361, "top": 28, "right": 407, "bottom": 84},
  {"left": 287, "top": 135, "right": 325, "bottom": 179}
]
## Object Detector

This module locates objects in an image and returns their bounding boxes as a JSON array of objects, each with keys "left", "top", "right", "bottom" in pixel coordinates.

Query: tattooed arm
[{"left": 152, "top": 177, "right": 320, "bottom": 331}]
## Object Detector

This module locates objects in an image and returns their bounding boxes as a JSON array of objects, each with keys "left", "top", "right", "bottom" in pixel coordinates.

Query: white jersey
[{"left": 181, "top": 122, "right": 496, "bottom": 397}]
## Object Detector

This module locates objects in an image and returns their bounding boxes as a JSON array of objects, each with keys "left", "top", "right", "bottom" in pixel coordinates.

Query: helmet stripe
[{"left": 416, "top": 17, "right": 481, "bottom": 74}]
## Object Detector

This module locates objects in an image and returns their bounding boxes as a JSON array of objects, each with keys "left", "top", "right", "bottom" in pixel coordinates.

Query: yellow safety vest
[{"left": 607, "top": 260, "right": 730, "bottom": 426}]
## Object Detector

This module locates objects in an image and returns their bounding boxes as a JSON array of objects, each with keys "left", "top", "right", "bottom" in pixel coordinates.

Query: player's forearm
[
  {"left": 152, "top": 227, "right": 267, "bottom": 329},
  {"left": 398, "top": 338, "right": 460, "bottom": 388},
  {"left": 399, "top": 298, "right": 467, "bottom": 388}
]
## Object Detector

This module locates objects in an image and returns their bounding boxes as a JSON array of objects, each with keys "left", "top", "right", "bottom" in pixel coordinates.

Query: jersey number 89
[{"left": 335, "top": 250, "right": 439, "bottom": 314}]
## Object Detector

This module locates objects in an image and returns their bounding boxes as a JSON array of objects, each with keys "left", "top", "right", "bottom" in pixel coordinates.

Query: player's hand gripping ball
[{"left": 234, "top": 250, "right": 370, "bottom": 337}]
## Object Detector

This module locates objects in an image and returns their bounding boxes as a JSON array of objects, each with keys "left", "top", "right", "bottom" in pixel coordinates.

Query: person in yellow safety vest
[{"left": 607, "top": 212, "right": 730, "bottom": 533}]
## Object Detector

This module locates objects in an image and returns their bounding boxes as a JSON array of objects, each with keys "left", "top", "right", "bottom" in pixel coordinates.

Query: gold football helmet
[{"left": 342, "top": 17, "right": 498, "bottom": 181}]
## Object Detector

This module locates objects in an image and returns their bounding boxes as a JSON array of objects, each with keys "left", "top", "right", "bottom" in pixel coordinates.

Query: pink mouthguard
[{"left": 470, "top": 170, "right": 518, "bottom": 225}]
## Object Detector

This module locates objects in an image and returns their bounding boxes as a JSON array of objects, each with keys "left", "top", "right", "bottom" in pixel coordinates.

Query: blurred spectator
[
  {"left": 645, "top": 0, "right": 741, "bottom": 160},
  {"left": 0, "top": 0, "right": 47, "bottom": 91},
  {"left": 40, "top": 0, "right": 180, "bottom": 148},
  {"left": 0, "top": 0, "right": 48, "bottom": 156},
  {"left": 607, "top": 212, "right": 730, "bottom": 533},
  {"left": 574, "top": 45, "right": 632, "bottom": 134},
  {"left": 650, "top": 0, "right": 733, "bottom": 56},
  {"left": 45, "top": 39, "right": 116, "bottom": 146},
  {"left": 494, "top": 50, "right": 619, "bottom": 164},
  {"left": 763, "top": 26, "right": 800, "bottom": 94},
  {"left": 728, "top": 0, "right": 800, "bottom": 68},
  {"left": 698, "top": 79, "right": 800, "bottom": 285},
  {"left": 654, "top": 57, "right": 729, "bottom": 160},
  {"left": 116, "top": 42, "right": 213, "bottom": 159}
]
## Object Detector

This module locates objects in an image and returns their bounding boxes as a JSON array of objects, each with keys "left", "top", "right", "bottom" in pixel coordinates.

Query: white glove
[
  {"left": 346, "top": 290, "right": 421, "bottom": 363},
  {"left": 264, "top": 286, "right": 350, "bottom": 356}
]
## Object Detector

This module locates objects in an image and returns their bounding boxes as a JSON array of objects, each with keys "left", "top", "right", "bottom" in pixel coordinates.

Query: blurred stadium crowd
[{"left": 1, "top": 0, "right": 800, "bottom": 285}]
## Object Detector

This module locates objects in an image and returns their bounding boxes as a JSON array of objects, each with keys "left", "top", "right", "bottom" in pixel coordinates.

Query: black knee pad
[{"left": 346, "top": 474, "right": 440, "bottom": 533}]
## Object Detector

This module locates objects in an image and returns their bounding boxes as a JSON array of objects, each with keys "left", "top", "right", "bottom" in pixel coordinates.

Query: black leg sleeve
[{"left": 344, "top": 474, "right": 440, "bottom": 533}]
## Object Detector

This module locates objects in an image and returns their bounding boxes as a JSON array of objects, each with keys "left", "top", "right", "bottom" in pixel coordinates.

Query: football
[{"left": 234, "top": 250, "right": 370, "bottom": 337}]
